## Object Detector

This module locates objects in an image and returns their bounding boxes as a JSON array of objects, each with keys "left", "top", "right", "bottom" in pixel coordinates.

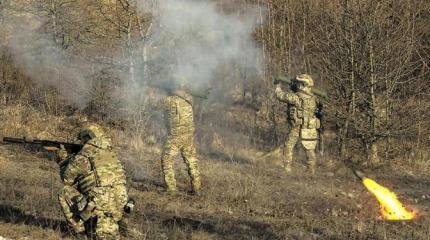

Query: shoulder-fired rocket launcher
[
  {"left": 274, "top": 75, "right": 328, "bottom": 99},
  {"left": 147, "top": 80, "right": 211, "bottom": 99}
]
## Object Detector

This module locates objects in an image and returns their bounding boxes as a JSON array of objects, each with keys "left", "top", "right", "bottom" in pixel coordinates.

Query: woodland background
[
  {"left": 1, "top": 0, "right": 429, "bottom": 167},
  {"left": 0, "top": 1, "right": 430, "bottom": 239}
]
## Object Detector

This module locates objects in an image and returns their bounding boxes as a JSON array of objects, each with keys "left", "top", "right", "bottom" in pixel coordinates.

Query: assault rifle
[{"left": 2, "top": 137, "right": 83, "bottom": 154}]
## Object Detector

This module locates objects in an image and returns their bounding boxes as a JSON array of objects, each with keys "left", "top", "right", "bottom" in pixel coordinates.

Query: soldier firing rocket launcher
[
  {"left": 273, "top": 75, "right": 328, "bottom": 99},
  {"left": 273, "top": 74, "right": 328, "bottom": 155}
]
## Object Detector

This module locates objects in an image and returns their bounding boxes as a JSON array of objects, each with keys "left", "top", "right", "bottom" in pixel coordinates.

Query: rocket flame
[{"left": 362, "top": 177, "right": 417, "bottom": 220}]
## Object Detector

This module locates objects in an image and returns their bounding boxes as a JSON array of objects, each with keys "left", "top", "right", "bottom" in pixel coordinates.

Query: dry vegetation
[{"left": 0, "top": 0, "right": 430, "bottom": 239}]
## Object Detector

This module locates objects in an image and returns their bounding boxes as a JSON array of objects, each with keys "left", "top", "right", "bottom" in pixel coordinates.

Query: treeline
[
  {"left": 0, "top": 0, "right": 429, "bottom": 166},
  {"left": 258, "top": 0, "right": 430, "bottom": 164}
]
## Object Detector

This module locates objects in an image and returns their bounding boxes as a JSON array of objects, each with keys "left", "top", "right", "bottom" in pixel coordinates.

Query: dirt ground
[{"left": 0, "top": 141, "right": 429, "bottom": 240}]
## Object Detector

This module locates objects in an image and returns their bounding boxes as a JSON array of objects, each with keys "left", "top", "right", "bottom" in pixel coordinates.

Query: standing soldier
[
  {"left": 161, "top": 86, "right": 201, "bottom": 195},
  {"left": 274, "top": 74, "right": 322, "bottom": 174},
  {"left": 57, "top": 124, "right": 130, "bottom": 239}
]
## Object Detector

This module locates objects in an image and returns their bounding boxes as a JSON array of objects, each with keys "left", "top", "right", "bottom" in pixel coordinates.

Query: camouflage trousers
[
  {"left": 161, "top": 133, "right": 201, "bottom": 192},
  {"left": 58, "top": 185, "right": 128, "bottom": 239},
  {"left": 283, "top": 126, "right": 318, "bottom": 173}
]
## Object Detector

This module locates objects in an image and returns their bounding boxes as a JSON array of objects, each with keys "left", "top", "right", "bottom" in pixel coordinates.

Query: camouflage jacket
[
  {"left": 60, "top": 137, "right": 127, "bottom": 195},
  {"left": 275, "top": 86, "right": 320, "bottom": 129},
  {"left": 163, "top": 90, "right": 195, "bottom": 136}
]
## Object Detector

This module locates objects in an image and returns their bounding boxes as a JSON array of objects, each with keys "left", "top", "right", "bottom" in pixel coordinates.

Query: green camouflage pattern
[
  {"left": 161, "top": 91, "right": 201, "bottom": 193},
  {"left": 58, "top": 185, "right": 85, "bottom": 233},
  {"left": 58, "top": 126, "right": 128, "bottom": 238},
  {"left": 275, "top": 84, "right": 320, "bottom": 173}
]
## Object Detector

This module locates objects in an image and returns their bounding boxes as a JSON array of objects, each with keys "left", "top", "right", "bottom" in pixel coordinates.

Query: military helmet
[
  {"left": 78, "top": 123, "right": 104, "bottom": 142},
  {"left": 295, "top": 74, "right": 314, "bottom": 87}
]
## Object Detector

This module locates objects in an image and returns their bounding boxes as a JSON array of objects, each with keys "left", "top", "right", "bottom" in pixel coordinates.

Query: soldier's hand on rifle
[{"left": 57, "top": 144, "right": 68, "bottom": 160}]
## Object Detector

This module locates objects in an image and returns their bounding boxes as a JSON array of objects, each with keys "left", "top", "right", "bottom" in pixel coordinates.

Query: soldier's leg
[
  {"left": 302, "top": 140, "right": 318, "bottom": 174},
  {"left": 95, "top": 214, "right": 120, "bottom": 240},
  {"left": 112, "top": 184, "right": 130, "bottom": 237},
  {"left": 181, "top": 135, "right": 201, "bottom": 193},
  {"left": 283, "top": 127, "right": 300, "bottom": 172},
  {"left": 58, "top": 185, "right": 85, "bottom": 234},
  {"left": 161, "top": 138, "right": 179, "bottom": 192}
]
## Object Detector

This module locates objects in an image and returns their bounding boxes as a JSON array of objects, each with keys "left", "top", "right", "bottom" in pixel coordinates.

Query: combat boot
[
  {"left": 165, "top": 186, "right": 178, "bottom": 194},
  {"left": 164, "top": 177, "right": 178, "bottom": 194},
  {"left": 306, "top": 150, "right": 317, "bottom": 175},
  {"left": 190, "top": 187, "right": 201, "bottom": 196},
  {"left": 190, "top": 172, "right": 202, "bottom": 196}
]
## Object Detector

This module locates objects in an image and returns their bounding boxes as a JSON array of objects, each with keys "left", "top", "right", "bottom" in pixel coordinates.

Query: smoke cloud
[
  {"left": 0, "top": 7, "right": 94, "bottom": 107},
  {"left": 143, "top": 0, "right": 263, "bottom": 90},
  {"left": 0, "top": 0, "right": 264, "bottom": 110}
]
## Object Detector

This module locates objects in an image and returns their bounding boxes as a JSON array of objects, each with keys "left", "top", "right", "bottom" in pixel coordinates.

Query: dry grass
[{"left": 0, "top": 107, "right": 429, "bottom": 240}]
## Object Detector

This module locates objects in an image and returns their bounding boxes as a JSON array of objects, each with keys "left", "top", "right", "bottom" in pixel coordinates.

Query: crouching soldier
[{"left": 57, "top": 124, "right": 132, "bottom": 239}]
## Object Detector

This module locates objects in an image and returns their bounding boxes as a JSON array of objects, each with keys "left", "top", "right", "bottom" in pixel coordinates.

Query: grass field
[{"left": 0, "top": 137, "right": 429, "bottom": 240}]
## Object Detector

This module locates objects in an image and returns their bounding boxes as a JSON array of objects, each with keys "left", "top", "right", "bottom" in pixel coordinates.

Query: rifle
[
  {"left": 273, "top": 75, "right": 328, "bottom": 99},
  {"left": 2, "top": 137, "right": 83, "bottom": 154}
]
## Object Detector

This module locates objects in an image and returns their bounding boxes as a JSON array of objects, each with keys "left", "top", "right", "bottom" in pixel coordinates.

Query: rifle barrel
[
  {"left": 2, "top": 137, "right": 83, "bottom": 153},
  {"left": 3, "top": 137, "right": 27, "bottom": 144}
]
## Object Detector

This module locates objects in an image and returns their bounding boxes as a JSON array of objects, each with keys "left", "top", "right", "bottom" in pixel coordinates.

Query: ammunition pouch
[
  {"left": 78, "top": 197, "right": 96, "bottom": 221},
  {"left": 287, "top": 106, "right": 300, "bottom": 126},
  {"left": 308, "top": 118, "right": 320, "bottom": 129},
  {"left": 300, "top": 128, "right": 318, "bottom": 141}
]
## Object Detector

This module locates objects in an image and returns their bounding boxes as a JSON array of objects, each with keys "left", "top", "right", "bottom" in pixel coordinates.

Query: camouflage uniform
[
  {"left": 275, "top": 74, "right": 320, "bottom": 174},
  {"left": 161, "top": 90, "right": 201, "bottom": 193},
  {"left": 57, "top": 124, "right": 128, "bottom": 239}
]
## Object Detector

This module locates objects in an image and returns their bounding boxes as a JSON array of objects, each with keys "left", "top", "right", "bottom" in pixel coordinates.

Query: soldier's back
[{"left": 165, "top": 94, "right": 194, "bottom": 135}]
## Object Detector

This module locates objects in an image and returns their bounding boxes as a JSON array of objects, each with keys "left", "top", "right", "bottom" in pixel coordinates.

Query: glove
[
  {"left": 58, "top": 144, "right": 68, "bottom": 158},
  {"left": 56, "top": 144, "right": 69, "bottom": 167},
  {"left": 124, "top": 198, "right": 135, "bottom": 214},
  {"left": 315, "top": 107, "right": 323, "bottom": 119},
  {"left": 273, "top": 78, "right": 280, "bottom": 85}
]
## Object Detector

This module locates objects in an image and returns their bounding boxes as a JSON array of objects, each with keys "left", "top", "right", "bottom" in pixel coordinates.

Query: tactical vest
[
  {"left": 288, "top": 92, "right": 319, "bottom": 130},
  {"left": 78, "top": 140, "right": 126, "bottom": 194}
]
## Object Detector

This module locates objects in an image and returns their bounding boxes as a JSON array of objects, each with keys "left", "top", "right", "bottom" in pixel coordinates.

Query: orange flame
[{"left": 362, "top": 177, "right": 417, "bottom": 220}]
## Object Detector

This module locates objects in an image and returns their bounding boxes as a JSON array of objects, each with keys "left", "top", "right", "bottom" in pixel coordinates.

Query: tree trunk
[{"left": 367, "top": 36, "right": 379, "bottom": 165}]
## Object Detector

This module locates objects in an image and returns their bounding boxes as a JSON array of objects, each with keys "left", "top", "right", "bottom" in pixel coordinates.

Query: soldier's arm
[
  {"left": 275, "top": 85, "right": 300, "bottom": 105},
  {"left": 61, "top": 148, "right": 92, "bottom": 186}
]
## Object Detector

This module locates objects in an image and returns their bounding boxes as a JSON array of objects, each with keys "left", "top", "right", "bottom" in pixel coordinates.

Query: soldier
[
  {"left": 274, "top": 74, "right": 321, "bottom": 174},
  {"left": 161, "top": 86, "right": 201, "bottom": 195},
  {"left": 57, "top": 124, "right": 129, "bottom": 239}
]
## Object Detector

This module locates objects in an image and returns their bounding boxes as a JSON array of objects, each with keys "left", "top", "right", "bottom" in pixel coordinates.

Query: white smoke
[
  {"left": 0, "top": 7, "right": 94, "bottom": 107},
  {"left": 140, "top": 0, "right": 263, "bottom": 90},
  {"left": 0, "top": 0, "right": 264, "bottom": 110}
]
